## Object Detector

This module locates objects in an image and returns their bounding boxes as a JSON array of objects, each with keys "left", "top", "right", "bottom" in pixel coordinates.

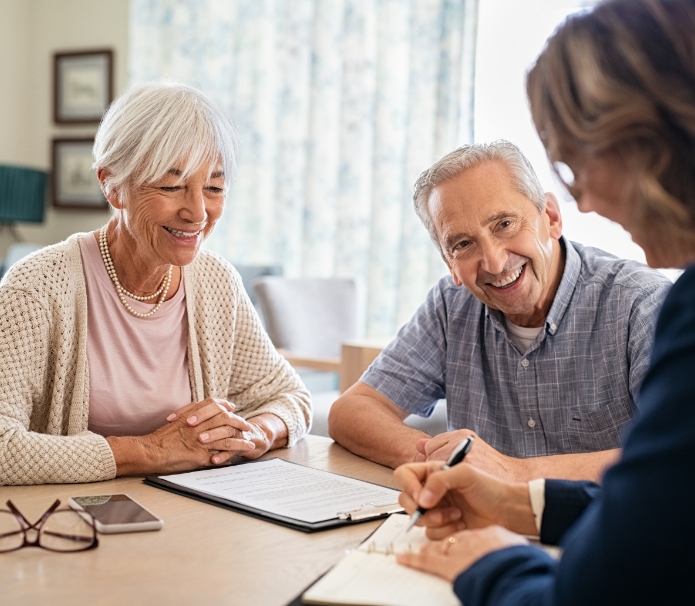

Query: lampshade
[{"left": 0, "top": 164, "right": 47, "bottom": 224}]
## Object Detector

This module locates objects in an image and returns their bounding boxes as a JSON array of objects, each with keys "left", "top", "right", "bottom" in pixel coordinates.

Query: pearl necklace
[{"left": 99, "top": 225, "right": 173, "bottom": 318}]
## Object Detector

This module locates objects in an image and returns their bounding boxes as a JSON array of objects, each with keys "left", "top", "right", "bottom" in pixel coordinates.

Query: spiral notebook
[{"left": 299, "top": 514, "right": 459, "bottom": 606}]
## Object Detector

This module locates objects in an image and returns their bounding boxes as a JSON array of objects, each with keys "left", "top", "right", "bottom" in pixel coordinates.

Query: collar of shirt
[{"left": 485, "top": 236, "right": 580, "bottom": 338}]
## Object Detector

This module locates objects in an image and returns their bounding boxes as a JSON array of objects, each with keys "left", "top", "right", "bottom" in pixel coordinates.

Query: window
[{"left": 474, "top": 0, "right": 677, "bottom": 279}]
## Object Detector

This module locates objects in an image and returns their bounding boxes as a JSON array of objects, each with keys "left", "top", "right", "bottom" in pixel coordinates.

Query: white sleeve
[{"left": 528, "top": 478, "right": 546, "bottom": 535}]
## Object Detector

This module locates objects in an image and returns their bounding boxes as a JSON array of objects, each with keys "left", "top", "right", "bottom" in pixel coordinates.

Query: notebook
[{"left": 300, "top": 514, "right": 460, "bottom": 606}]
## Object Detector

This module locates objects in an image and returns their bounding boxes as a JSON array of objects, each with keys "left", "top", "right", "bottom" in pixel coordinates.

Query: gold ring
[{"left": 443, "top": 536, "right": 457, "bottom": 554}]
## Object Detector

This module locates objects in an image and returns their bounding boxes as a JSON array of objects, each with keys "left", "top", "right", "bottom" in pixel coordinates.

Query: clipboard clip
[{"left": 336, "top": 502, "right": 404, "bottom": 521}]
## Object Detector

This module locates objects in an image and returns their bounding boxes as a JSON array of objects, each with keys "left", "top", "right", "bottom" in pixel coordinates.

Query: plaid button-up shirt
[{"left": 362, "top": 238, "right": 671, "bottom": 457}]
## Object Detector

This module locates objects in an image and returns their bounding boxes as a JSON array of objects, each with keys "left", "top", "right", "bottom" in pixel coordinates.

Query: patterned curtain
[{"left": 129, "top": 0, "right": 479, "bottom": 337}]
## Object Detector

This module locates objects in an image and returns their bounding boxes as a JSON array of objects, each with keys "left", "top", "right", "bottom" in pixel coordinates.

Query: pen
[{"left": 405, "top": 436, "right": 475, "bottom": 532}]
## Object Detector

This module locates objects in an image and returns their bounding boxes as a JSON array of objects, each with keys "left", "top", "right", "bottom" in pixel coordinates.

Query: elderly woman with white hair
[{"left": 0, "top": 82, "right": 311, "bottom": 485}]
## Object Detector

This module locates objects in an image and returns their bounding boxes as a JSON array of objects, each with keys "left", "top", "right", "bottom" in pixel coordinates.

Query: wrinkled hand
[
  {"left": 167, "top": 398, "right": 256, "bottom": 464},
  {"left": 118, "top": 399, "right": 251, "bottom": 475},
  {"left": 234, "top": 415, "right": 283, "bottom": 461},
  {"left": 396, "top": 526, "right": 529, "bottom": 581},
  {"left": 416, "top": 430, "right": 524, "bottom": 482},
  {"left": 394, "top": 460, "right": 537, "bottom": 539}
]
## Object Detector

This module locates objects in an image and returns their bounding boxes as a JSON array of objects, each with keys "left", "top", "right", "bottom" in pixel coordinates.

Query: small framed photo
[
  {"left": 52, "top": 138, "right": 108, "bottom": 209},
  {"left": 54, "top": 49, "right": 113, "bottom": 124}
]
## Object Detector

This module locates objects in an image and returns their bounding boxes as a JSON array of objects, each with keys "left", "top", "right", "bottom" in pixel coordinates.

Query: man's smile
[{"left": 485, "top": 263, "right": 527, "bottom": 290}]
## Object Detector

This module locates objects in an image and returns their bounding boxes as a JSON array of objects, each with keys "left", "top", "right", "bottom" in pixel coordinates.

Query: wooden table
[{"left": 0, "top": 435, "right": 398, "bottom": 606}]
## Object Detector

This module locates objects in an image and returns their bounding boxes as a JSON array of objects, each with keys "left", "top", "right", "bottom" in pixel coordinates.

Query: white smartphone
[{"left": 68, "top": 494, "right": 163, "bottom": 534}]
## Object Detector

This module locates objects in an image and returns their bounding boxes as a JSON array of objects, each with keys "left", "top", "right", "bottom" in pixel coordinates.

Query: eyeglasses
[{"left": 0, "top": 499, "right": 98, "bottom": 553}]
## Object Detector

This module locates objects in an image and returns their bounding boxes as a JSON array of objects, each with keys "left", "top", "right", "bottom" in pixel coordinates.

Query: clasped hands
[
  {"left": 166, "top": 397, "right": 258, "bottom": 462},
  {"left": 154, "top": 397, "right": 271, "bottom": 469},
  {"left": 394, "top": 460, "right": 537, "bottom": 582}
]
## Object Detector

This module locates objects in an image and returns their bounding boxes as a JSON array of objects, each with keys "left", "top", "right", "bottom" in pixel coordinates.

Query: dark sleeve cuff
[
  {"left": 454, "top": 545, "right": 557, "bottom": 606},
  {"left": 540, "top": 480, "right": 601, "bottom": 545}
]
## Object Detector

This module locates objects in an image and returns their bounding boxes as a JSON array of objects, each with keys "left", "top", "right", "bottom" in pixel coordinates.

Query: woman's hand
[
  {"left": 106, "top": 398, "right": 254, "bottom": 475},
  {"left": 236, "top": 413, "right": 289, "bottom": 460},
  {"left": 396, "top": 526, "right": 529, "bottom": 581},
  {"left": 167, "top": 398, "right": 257, "bottom": 464},
  {"left": 394, "top": 461, "right": 537, "bottom": 539},
  {"left": 108, "top": 400, "right": 290, "bottom": 475},
  {"left": 168, "top": 402, "right": 289, "bottom": 463}
]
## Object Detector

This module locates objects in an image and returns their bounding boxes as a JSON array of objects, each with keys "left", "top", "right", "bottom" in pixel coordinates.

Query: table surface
[{"left": 0, "top": 435, "right": 398, "bottom": 606}]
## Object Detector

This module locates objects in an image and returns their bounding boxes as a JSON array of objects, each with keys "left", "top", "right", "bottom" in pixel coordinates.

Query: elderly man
[{"left": 328, "top": 141, "right": 670, "bottom": 482}]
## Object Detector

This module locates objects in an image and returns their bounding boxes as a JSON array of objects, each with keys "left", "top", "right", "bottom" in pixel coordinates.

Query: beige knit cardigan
[{"left": 0, "top": 235, "right": 312, "bottom": 485}]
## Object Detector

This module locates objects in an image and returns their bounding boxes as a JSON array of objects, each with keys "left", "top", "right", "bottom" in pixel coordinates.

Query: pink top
[{"left": 78, "top": 233, "right": 192, "bottom": 437}]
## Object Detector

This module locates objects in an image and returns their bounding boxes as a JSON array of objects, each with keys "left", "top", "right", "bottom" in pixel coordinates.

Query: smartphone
[{"left": 68, "top": 494, "right": 163, "bottom": 534}]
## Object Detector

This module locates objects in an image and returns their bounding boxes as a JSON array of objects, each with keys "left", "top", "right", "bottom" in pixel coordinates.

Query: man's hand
[
  {"left": 416, "top": 430, "right": 526, "bottom": 482},
  {"left": 417, "top": 430, "right": 620, "bottom": 483}
]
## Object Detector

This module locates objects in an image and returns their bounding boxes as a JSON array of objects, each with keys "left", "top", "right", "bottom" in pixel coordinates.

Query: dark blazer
[
  {"left": 540, "top": 480, "right": 601, "bottom": 545},
  {"left": 454, "top": 264, "right": 695, "bottom": 606}
]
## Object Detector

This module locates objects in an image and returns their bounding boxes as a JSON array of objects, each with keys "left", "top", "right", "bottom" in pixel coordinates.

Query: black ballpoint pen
[{"left": 405, "top": 436, "right": 475, "bottom": 532}]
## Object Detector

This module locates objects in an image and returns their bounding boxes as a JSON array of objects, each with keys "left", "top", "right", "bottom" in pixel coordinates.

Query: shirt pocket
[{"left": 564, "top": 400, "right": 634, "bottom": 452}]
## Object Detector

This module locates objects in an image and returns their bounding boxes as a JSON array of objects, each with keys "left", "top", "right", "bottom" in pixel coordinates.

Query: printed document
[{"left": 159, "top": 459, "right": 401, "bottom": 523}]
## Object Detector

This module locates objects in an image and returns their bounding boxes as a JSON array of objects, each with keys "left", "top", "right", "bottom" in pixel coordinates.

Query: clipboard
[{"left": 144, "top": 458, "right": 403, "bottom": 532}]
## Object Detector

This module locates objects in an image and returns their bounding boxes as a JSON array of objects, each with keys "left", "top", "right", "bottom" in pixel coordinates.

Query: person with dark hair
[{"left": 394, "top": 1, "right": 695, "bottom": 603}]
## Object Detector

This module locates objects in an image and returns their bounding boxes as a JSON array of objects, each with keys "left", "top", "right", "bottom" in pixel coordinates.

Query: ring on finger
[{"left": 443, "top": 536, "right": 457, "bottom": 554}]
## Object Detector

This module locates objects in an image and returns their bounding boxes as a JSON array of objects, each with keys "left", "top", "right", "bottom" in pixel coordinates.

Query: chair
[
  {"left": 254, "top": 276, "right": 360, "bottom": 391},
  {"left": 253, "top": 277, "right": 449, "bottom": 437},
  {"left": 233, "top": 264, "right": 283, "bottom": 326},
  {"left": 252, "top": 277, "right": 358, "bottom": 373}
]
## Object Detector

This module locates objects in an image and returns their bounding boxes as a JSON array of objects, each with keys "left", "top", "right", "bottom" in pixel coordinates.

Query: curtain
[{"left": 129, "top": 0, "right": 479, "bottom": 338}]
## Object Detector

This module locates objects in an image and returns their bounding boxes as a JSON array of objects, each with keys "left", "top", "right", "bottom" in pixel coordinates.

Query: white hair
[
  {"left": 93, "top": 81, "right": 238, "bottom": 202},
  {"left": 413, "top": 140, "right": 546, "bottom": 249}
]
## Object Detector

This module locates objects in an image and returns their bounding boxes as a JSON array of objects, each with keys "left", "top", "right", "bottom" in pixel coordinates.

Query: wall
[
  {"left": 0, "top": 0, "right": 34, "bottom": 166},
  {"left": 0, "top": 0, "right": 129, "bottom": 250}
]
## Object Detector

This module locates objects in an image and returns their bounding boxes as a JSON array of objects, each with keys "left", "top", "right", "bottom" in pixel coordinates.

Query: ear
[
  {"left": 543, "top": 192, "right": 563, "bottom": 240},
  {"left": 440, "top": 251, "right": 464, "bottom": 286},
  {"left": 449, "top": 266, "right": 464, "bottom": 287},
  {"left": 97, "top": 168, "right": 123, "bottom": 210}
]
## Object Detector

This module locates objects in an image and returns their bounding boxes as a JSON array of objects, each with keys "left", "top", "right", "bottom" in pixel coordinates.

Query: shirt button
[
  {"left": 528, "top": 418, "right": 536, "bottom": 428},
  {"left": 550, "top": 323, "right": 557, "bottom": 331},
  {"left": 521, "top": 359, "right": 529, "bottom": 367}
]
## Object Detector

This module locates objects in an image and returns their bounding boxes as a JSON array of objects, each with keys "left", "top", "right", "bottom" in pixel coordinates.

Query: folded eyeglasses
[{"left": 0, "top": 499, "right": 98, "bottom": 553}]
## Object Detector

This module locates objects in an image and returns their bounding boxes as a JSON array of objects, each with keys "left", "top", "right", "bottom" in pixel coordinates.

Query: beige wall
[
  {"left": 0, "top": 1, "right": 34, "bottom": 166},
  {"left": 0, "top": 0, "right": 129, "bottom": 250}
]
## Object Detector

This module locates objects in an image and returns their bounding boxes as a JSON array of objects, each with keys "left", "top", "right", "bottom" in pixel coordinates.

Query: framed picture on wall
[
  {"left": 54, "top": 49, "right": 113, "bottom": 124},
  {"left": 52, "top": 138, "right": 108, "bottom": 209}
]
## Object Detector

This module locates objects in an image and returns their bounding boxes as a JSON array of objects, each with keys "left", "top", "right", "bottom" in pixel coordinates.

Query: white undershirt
[{"left": 504, "top": 318, "right": 543, "bottom": 354}]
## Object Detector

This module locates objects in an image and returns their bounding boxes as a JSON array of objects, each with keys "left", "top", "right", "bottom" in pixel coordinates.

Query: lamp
[{"left": 0, "top": 164, "right": 47, "bottom": 242}]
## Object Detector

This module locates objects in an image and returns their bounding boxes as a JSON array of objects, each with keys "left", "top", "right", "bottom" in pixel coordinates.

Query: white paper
[
  {"left": 159, "top": 459, "right": 401, "bottom": 523},
  {"left": 303, "top": 514, "right": 460, "bottom": 606}
]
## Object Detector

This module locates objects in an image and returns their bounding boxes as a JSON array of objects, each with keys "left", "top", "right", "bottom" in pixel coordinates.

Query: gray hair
[
  {"left": 93, "top": 81, "right": 238, "bottom": 202},
  {"left": 413, "top": 140, "right": 546, "bottom": 248}
]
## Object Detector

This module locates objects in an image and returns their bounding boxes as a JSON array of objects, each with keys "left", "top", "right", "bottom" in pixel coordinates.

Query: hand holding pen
[{"left": 405, "top": 436, "right": 475, "bottom": 532}]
